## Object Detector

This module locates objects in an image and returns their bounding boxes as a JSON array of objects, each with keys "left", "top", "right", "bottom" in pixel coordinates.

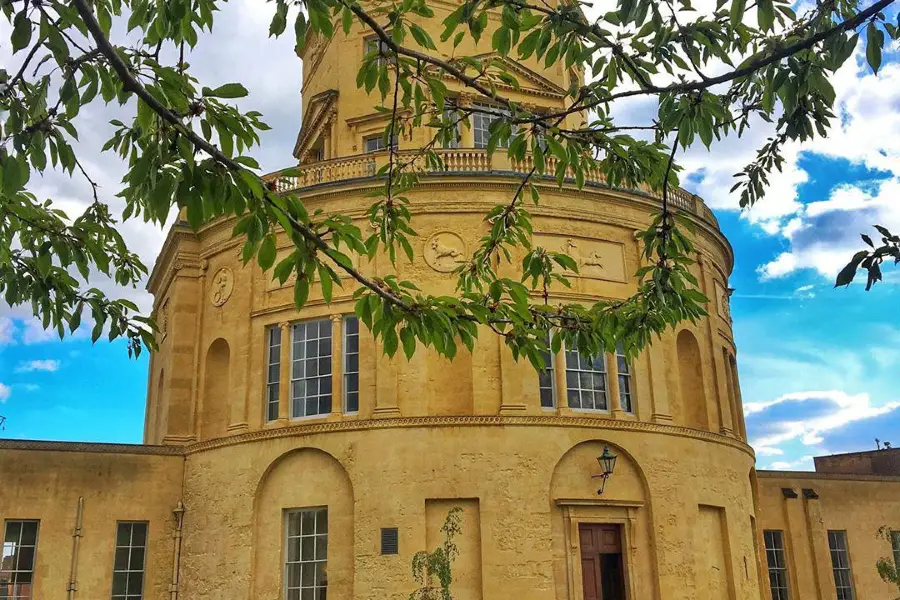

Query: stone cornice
[
  {"left": 757, "top": 470, "right": 900, "bottom": 483},
  {"left": 182, "top": 414, "right": 756, "bottom": 458},
  {"left": 146, "top": 222, "right": 199, "bottom": 296},
  {"left": 0, "top": 438, "right": 184, "bottom": 456}
]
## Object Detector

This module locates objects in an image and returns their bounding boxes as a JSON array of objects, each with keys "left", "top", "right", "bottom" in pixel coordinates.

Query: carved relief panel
[{"left": 533, "top": 234, "right": 627, "bottom": 283}]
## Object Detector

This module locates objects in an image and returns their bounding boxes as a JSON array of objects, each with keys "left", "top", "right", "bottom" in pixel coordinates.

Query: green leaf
[
  {"left": 258, "top": 234, "right": 277, "bottom": 270},
  {"left": 866, "top": 23, "right": 884, "bottom": 74},
  {"left": 730, "top": 0, "right": 746, "bottom": 28},
  {"left": 834, "top": 250, "right": 868, "bottom": 287},
  {"left": 11, "top": 11, "right": 32, "bottom": 53},
  {"left": 203, "top": 83, "right": 250, "bottom": 99}
]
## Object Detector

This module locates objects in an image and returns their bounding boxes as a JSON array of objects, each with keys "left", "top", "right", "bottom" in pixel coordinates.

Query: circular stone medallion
[
  {"left": 424, "top": 232, "right": 466, "bottom": 273},
  {"left": 210, "top": 267, "right": 234, "bottom": 306}
]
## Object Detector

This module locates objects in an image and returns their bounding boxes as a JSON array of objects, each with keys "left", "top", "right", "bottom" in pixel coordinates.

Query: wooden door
[{"left": 579, "top": 524, "right": 625, "bottom": 600}]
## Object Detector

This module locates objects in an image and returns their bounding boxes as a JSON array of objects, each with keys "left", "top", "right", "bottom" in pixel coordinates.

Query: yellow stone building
[{"left": 2, "top": 8, "right": 900, "bottom": 600}]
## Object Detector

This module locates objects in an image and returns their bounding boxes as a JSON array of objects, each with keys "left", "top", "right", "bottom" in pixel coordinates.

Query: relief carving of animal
[{"left": 431, "top": 238, "right": 463, "bottom": 262}]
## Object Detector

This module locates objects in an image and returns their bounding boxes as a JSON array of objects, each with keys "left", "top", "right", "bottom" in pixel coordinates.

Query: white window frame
[
  {"left": 564, "top": 347, "right": 608, "bottom": 411},
  {"left": 364, "top": 35, "right": 393, "bottom": 66},
  {"left": 343, "top": 316, "right": 360, "bottom": 414},
  {"left": 363, "top": 133, "right": 397, "bottom": 153},
  {"left": 266, "top": 326, "right": 282, "bottom": 422},
  {"left": 284, "top": 508, "right": 328, "bottom": 600},
  {"left": 764, "top": 529, "right": 790, "bottom": 600},
  {"left": 111, "top": 522, "right": 148, "bottom": 600},
  {"left": 1, "top": 519, "right": 40, "bottom": 600},
  {"left": 290, "top": 319, "right": 333, "bottom": 419},
  {"left": 828, "top": 530, "right": 855, "bottom": 600}
]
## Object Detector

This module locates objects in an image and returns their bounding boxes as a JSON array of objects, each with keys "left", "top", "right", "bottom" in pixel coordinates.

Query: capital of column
[
  {"left": 330, "top": 313, "right": 343, "bottom": 324},
  {"left": 279, "top": 321, "right": 290, "bottom": 331},
  {"left": 456, "top": 92, "right": 474, "bottom": 108}
]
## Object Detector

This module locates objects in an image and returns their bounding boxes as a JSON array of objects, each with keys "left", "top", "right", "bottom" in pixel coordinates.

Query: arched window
[
  {"left": 202, "top": 338, "right": 231, "bottom": 438},
  {"left": 676, "top": 330, "right": 708, "bottom": 430}
]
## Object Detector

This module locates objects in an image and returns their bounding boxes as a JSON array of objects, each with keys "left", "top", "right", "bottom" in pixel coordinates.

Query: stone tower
[{"left": 141, "top": 7, "right": 757, "bottom": 600}]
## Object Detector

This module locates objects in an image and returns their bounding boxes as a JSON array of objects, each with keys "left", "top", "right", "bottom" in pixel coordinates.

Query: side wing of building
[
  {"left": 756, "top": 467, "right": 900, "bottom": 600},
  {"left": 0, "top": 441, "right": 184, "bottom": 600}
]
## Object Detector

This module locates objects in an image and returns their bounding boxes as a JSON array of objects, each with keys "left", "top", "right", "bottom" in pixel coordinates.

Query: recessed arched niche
[
  {"left": 251, "top": 448, "right": 355, "bottom": 600},
  {"left": 201, "top": 338, "right": 231, "bottom": 438},
  {"left": 549, "top": 440, "right": 657, "bottom": 600},
  {"left": 676, "top": 329, "right": 709, "bottom": 431}
]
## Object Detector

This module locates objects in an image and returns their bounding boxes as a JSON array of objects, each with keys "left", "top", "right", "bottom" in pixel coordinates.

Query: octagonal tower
[{"left": 144, "top": 8, "right": 759, "bottom": 600}]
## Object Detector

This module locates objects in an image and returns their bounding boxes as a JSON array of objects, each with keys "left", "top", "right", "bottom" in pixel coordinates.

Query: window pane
[
  {"left": 764, "top": 530, "right": 789, "bottom": 600},
  {"left": 565, "top": 347, "right": 607, "bottom": 410},
  {"left": 290, "top": 319, "right": 333, "bottom": 418},
  {"left": 1, "top": 520, "right": 39, "bottom": 600},
  {"left": 111, "top": 523, "right": 147, "bottom": 600},
  {"left": 285, "top": 509, "right": 328, "bottom": 600},
  {"left": 343, "top": 317, "right": 360, "bottom": 413},
  {"left": 828, "top": 530, "right": 854, "bottom": 600}
]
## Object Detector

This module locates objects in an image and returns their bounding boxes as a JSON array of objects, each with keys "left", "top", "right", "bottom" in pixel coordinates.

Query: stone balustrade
[{"left": 264, "top": 148, "right": 719, "bottom": 228}]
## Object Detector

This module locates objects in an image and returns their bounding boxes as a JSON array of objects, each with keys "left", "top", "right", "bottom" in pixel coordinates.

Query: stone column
[
  {"left": 803, "top": 491, "right": 834, "bottom": 600},
  {"left": 330, "top": 314, "right": 344, "bottom": 415},
  {"left": 606, "top": 352, "right": 625, "bottom": 417},
  {"left": 277, "top": 321, "right": 291, "bottom": 422},
  {"left": 457, "top": 93, "right": 475, "bottom": 148},
  {"left": 554, "top": 349, "right": 569, "bottom": 414}
]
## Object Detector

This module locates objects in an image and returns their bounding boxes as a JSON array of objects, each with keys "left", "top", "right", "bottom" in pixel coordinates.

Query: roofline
[
  {"left": 757, "top": 469, "right": 900, "bottom": 483},
  {"left": 0, "top": 438, "right": 184, "bottom": 457}
]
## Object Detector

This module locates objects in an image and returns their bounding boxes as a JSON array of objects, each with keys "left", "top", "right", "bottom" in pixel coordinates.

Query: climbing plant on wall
[
  {"left": 409, "top": 507, "right": 462, "bottom": 600},
  {"left": 2, "top": 0, "right": 898, "bottom": 363}
]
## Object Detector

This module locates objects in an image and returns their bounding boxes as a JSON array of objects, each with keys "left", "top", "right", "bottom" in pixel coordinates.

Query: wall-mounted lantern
[{"left": 592, "top": 446, "right": 618, "bottom": 494}]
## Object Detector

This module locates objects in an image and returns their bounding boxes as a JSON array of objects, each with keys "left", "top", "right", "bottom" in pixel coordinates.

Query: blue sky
[{"left": 1, "top": 2, "right": 900, "bottom": 471}]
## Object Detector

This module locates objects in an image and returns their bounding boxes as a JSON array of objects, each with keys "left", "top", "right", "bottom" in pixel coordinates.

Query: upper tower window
[
  {"left": 291, "top": 319, "right": 333, "bottom": 418},
  {"left": 473, "top": 103, "right": 514, "bottom": 149},
  {"left": 364, "top": 134, "right": 397, "bottom": 153},
  {"left": 828, "top": 530, "right": 855, "bottom": 600},
  {"left": 538, "top": 334, "right": 556, "bottom": 409},
  {"left": 266, "top": 327, "right": 282, "bottom": 422},
  {"left": 364, "top": 36, "right": 393, "bottom": 66}
]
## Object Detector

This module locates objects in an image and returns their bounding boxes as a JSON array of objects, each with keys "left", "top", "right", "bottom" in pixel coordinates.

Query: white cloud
[
  {"left": 0, "top": 317, "right": 15, "bottom": 345},
  {"left": 15, "top": 360, "right": 61, "bottom": 373},
  {"left": 758, "top": 177, "right": 900, "bottom": 281},
  {"left": 0, "top": 383, "right": 10, "bottom": 403},
  {"left": 755, "top": 447, "right": 784, "bottom": 457},
  {"left": 747, "top": 390, "right": 900, "bottom": 456},
  {"left": 767, "top": 456, "right": 814, "bottom": 471}
]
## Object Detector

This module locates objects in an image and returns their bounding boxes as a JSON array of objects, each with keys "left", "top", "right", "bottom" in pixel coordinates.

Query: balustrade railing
[{"left": 264, "top": 149, "right": 718, "bottom": 227}]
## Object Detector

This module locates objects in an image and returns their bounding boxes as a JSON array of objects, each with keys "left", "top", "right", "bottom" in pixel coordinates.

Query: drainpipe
[
  {"left": 169, "top": 501, "right": 186, "bottom": 600},
  {"left": 66, "top": 496, "right": 84, "bottom": 600}
]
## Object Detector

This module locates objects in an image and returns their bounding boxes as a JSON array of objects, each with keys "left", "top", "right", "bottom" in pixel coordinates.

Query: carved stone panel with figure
[
  {"left": 424, "top": 232, "right": 467, "bottom": 273},
  {"left": 533, "top": 234, "right": 626, "bottom": 282}
]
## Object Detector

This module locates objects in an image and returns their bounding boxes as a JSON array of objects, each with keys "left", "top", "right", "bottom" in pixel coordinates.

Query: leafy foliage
[
  {"left": 875, "top": 525, "right": 900, "bottom": 600},
  {"left": 409, "top": 507, "right": 461, "bottom": 600},
  {"left": 836, "top": 226, "right": 900, "bottom": 290},
  {"left": 1, "top": 0, "right": 898, "bottom": 363}
]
